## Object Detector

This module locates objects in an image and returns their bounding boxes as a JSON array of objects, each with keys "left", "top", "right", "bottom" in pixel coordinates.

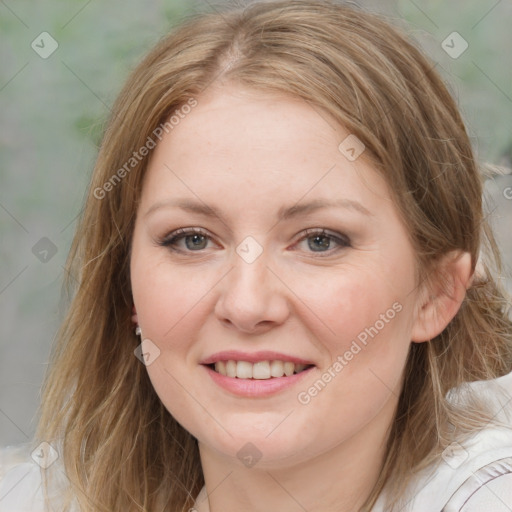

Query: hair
[{"left": 36, "top": 1, "right": 512, "bottom": 511}]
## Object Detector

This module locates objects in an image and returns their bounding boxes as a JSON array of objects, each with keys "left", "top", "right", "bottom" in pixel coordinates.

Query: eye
[
  {"left": 158, "top": 227, "right": 351, "bottom": 256},
  {"left": 294, "top": 228, "right": 351, "bottom": 255},
  {"left": 158, "top": 228, "right": 215, "bottom": 252}
]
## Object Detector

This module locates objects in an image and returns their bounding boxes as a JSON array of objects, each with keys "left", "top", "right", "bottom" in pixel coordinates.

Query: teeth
[
  {"left": 253, "top": 361, "right": 270, "bottom": 379},
  {"left": 213, "top": 360, "right": 310, "bottom": 379},
  {"left": 236, "top": 361, "right": 253, "bottom": 379},
  {"left": 216, "top": 360, "right": 226, "bottom": 375},
  {"left": 225, "top": 360, "right": 236, "bottom": 378},
  {"left": 284, "top": 361, "right": 295, "bottom": 376}
]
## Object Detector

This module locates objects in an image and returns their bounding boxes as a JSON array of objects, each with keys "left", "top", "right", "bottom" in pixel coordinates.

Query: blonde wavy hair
[{"left": 36, "top": 1, "right": 512, "bottom": 510}]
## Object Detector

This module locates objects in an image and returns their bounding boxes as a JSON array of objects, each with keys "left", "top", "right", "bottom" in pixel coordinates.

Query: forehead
[{"left": 141, "top": 84, "right": 392, "bottom": 216}]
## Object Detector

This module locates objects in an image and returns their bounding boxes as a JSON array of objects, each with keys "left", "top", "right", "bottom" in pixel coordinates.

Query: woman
[{"left": 1, "top": 1, "right": 511, "bottom": 511}]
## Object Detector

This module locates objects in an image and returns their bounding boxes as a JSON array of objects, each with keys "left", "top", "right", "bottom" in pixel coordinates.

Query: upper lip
[{"left": 200, "top": 350, "right": 315, "bottom": 366}]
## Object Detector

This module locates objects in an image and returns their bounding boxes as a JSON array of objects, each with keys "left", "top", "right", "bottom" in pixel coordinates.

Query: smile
[
  {"left": 203, "top": 362, "right": 315, "bottom": 397},
  {"left": 208, "top": 360, "right": 314, "bottom": 379}
]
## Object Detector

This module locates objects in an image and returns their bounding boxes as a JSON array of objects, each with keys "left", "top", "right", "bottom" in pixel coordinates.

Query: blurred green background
[{"left": 1, "top": 0, "right": 511, "bottom": 445}]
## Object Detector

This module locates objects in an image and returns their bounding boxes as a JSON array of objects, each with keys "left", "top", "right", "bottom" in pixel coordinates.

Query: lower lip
[{"left": 202, "top": 364, "right": 315, "bottom": 397}]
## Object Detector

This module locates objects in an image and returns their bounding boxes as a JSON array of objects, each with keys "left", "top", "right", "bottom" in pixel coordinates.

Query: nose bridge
[
  {"left": 226, "top": 248, "right": 273, "bottom": 309},
  {"left": 231, "top": 250, "right": 269, "bottom": 296},
  {"left": 228, "top": 235, "right": 273, "bottom": 297},
  {"left": 215, "top": 242, "right": 289, "bottom": 332}
]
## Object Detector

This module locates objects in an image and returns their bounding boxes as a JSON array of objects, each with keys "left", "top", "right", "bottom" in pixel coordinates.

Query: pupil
[
  {"left": 186, "top": 234, "right": 207, "bottom": 250},
  {"left": 309, "top": 235, "right": 330, "bottom": 251}
]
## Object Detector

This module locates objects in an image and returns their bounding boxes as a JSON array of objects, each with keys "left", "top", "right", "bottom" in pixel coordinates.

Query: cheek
[
  {"left": 130, "top": 256, "right": 216, "bottom": 436},
  {"left": 290, "top": 270, "right": 412, "bottom": 440},
  {"left": 292, "top": 264, "right": 411, "bottom": 352},
  {"left": 289, "top": 263, "right": 416, "bottom": 418},
  {"left": 131, "top": 251, "right": 214, "bottom": 350}
]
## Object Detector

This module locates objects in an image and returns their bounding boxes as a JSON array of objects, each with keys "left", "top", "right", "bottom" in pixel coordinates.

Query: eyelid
[
  {"left": 292, "top": 228, "right": 351, "bottom": 256},
  {"left": 297, "top": 227, "right": 350, "bottom": 243},
  {"left": 157, "top": 227, "right": 218, "bottom": 253}
]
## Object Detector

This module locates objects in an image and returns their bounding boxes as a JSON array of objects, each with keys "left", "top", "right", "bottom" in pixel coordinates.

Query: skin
[{"left": 130, "top": 84, "right": 471, "bottom": 512}]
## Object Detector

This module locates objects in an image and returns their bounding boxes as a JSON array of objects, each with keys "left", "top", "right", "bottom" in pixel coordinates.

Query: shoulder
[
  {"left": 0, "top": 441, "right": 72, "bottom": 512},
  {"left": 381, "top": 371, "right": 512, "bottom": 512},
  {"left": 0, "top": 443, "right": 45, "bottom": 511},
  {"left": 444, "top": 458, "right": 512, "bottom": 511}
]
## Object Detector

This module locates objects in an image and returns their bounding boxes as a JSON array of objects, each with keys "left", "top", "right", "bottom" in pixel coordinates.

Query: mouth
[{"left": 204, "top": 360, "right": 315, "bottom": 380}]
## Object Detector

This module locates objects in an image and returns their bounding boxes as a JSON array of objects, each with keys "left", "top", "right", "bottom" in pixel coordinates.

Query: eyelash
[{"left": 158, "top": 227, "right": 351, "bottom": 257}]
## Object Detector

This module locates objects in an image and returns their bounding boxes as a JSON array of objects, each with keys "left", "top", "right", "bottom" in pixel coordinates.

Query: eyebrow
[{"left": 144, "top": 197, "right": 373, "bottom": 222}]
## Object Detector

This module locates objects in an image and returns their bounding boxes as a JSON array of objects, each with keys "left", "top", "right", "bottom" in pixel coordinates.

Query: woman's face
[{"left": 130, "top": 84, "right": 424, "bottom": 469}]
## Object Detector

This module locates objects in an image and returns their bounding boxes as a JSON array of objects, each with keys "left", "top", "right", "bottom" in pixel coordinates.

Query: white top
[{"left": 1, "top": 371, "right": 512, "bottom": 512}]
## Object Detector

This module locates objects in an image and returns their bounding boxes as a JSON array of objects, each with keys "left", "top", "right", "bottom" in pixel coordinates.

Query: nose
[{"left": 214, "top": 251, "right": 291, "bottom": 335}]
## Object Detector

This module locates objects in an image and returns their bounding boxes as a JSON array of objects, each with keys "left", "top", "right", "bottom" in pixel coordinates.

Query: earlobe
[
  {"left": 411, "top": 251, "right": 473, "bottom": 343},
  {"left": 132, "top": 304, "right": 138, "bottom": 325}
]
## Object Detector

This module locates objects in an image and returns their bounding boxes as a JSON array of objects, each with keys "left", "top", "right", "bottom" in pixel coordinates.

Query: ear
[
  {"left": 132, "top": 304, "right": 139, "bottom": 325},
  {"left": 411, "top": 251, "right": 473, "bottom": 343}
]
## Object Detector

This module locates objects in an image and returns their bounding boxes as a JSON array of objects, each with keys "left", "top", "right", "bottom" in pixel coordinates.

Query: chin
[{"left": 198, "top": 426, "right": 317, "bottom": 470}]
